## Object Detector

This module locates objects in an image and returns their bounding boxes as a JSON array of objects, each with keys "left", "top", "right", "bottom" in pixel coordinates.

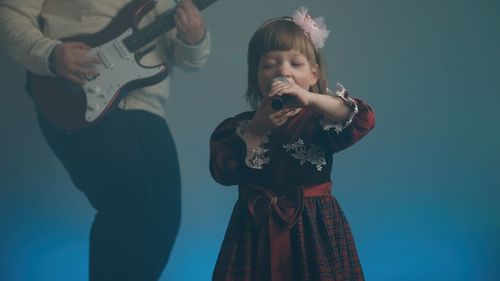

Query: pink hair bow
[{"left": 292, "top": 7, "right": 330, "bottom": 49}]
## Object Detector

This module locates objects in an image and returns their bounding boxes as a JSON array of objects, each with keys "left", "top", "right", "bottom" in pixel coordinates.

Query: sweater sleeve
[
  {"left": 172, "top": 29, "right": 211, "bottom": 71},
  {"left": 0, "top": 0, "right": 60, "bottom": 75}
]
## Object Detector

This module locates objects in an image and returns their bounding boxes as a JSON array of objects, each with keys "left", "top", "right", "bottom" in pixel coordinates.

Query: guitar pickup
[
  {"left": 97, "top": 49, "right": 114, "bottom": 69},
  {"left": 114, "top": 41, "right": 132, "bottom": 61}
]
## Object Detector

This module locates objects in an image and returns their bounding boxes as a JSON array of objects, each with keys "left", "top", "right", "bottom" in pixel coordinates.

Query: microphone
[{"left": 270, "top": 77, "right": 290, "bottom": 111}]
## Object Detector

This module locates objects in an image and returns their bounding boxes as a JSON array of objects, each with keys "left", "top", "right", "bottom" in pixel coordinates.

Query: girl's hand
[
  {"left": 269, "top": 79, "right": 353, "bottom": 123},
  {"left": 246, "top": 95, "right": 298, "bottom": 136},
  {"left": 268, "top": 78, "right": 313, "bottom": 109}
]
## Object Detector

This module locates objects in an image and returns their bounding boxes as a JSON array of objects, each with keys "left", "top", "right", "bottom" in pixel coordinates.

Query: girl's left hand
[
  {"left": 268, "top": 79, "right": 313, "bottom": 109},
  {"left": 175, "top": 0, "right": 206, "bottom": 45}
]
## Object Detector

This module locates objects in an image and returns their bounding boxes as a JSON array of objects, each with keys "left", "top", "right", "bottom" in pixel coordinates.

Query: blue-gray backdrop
[{"left": 1, "top": 0, "right": 499, "bottom": 280}]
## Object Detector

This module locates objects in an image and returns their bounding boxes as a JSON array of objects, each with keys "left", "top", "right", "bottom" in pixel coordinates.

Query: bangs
[{"left": 251, "top": 19, "right": 317, "bottom": 63}]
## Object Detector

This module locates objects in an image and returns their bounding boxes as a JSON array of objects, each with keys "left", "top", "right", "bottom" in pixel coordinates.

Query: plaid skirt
[{"left": 213, "top": 185, "right": 364, "bottom": 281}]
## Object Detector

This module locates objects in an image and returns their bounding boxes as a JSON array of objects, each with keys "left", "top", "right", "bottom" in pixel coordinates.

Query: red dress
[{"left": 210, "top": 86, "right": 375, "bottom": 281}]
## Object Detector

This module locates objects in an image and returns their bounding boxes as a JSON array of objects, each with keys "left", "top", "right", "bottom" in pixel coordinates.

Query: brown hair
[{"left": 245, "top": 18, "right": 329, "bottom": 109}]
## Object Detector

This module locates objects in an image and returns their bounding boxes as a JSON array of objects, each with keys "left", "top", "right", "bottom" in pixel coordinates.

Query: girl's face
[{"left": 257, "top": 49, "right": 318, "bottom": 97}]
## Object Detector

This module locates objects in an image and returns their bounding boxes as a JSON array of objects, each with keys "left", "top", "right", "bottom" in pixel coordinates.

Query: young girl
[{"left": 210, "top": 7, "right": 375, "bottom": 281}]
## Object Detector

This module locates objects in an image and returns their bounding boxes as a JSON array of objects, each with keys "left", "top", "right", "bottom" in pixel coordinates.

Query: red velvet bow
[
  {"left": 241, "top": 186, "right": 304, "bottom": 281},
  {"left": 246, "top": 186, "right": 304, "bottom": 228}
]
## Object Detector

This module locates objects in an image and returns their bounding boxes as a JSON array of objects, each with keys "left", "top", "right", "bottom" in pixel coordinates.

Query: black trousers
[{"left": 37, "top": 109, "right": 181, "bottom": 281}]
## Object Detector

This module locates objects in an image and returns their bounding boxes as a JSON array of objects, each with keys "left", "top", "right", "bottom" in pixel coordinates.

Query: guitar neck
[{"left": 123, "top": 0, "right": 217, "bottom": 52}]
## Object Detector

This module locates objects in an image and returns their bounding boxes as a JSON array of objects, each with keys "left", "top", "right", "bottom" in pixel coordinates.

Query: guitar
[{"left": 26, "top": 0, "right": 218, "bottom": 132}]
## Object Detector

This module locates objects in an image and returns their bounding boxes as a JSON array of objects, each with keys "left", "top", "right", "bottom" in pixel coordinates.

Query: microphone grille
[{"left": 272, "top": 76, "right": 290, "bottom": 84}]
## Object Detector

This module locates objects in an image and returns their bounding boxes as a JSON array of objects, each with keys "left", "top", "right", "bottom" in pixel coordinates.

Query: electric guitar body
[{"left": 27, "top": 0, "right": 217, "bottom": 132}]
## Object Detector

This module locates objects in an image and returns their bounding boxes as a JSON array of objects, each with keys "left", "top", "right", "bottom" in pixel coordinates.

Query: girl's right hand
[{"left": 246, "top": 95, "right": 298, "bottom": 136}]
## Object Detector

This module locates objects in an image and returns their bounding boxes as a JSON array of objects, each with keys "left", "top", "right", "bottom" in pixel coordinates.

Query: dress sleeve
[
  {"left": 209, "top": 116, "right": 251, "bottom": 186},
  {"left": 319, "top": 83, "right": 375, "bottom": 153},
  {"left": 235, "top": 120, "right": 272, "bottom": 170}
]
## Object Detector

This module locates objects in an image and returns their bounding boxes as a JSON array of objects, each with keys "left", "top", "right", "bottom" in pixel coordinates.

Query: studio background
[{"left": 1, "top": 0, "right": 498, "bottom": 280}]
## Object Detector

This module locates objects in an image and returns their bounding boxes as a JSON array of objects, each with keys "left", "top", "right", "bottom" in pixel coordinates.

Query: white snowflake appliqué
[{"left": 283, "top": 139, "right": 327, "bottom": 171}]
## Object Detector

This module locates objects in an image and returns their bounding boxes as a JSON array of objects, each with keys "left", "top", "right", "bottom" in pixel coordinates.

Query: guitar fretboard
[{"left": 123, "top": 0, "right": 217, "bottom": 52}]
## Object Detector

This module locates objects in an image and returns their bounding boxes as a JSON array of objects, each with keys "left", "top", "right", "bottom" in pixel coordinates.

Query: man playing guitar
[{"left": 0, "top": 0, "right": 213, "bottom": 280}]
